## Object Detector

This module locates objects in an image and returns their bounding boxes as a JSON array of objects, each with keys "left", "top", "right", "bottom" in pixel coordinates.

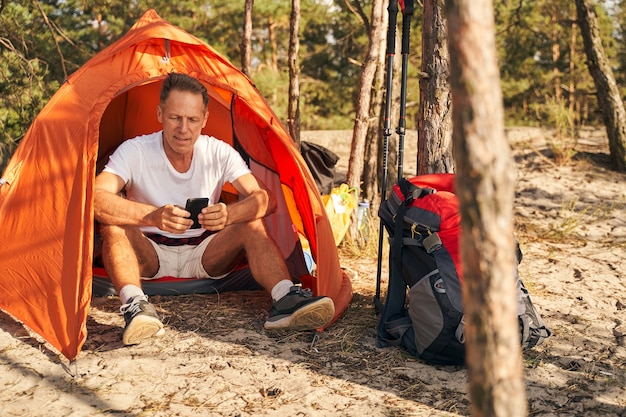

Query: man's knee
[
  {"left": 99, "top": 224, "right": 158, "bottom": 274},
  {"left": 99, "top": 224, "right": 148, "bottom": 252},
  {"left": 225, "top": 219, "right": 270, "bottom": 241}
]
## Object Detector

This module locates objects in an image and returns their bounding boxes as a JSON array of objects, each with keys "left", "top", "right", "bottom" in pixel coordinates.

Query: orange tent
[{"left": 0, "top": 10, "right": 352, "bottom": 361}]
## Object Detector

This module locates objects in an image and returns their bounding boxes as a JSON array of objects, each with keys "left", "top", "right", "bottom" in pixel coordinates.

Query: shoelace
[
  {"left": 119, "top": 296, "right": 149, "bottom": 314},
  {"left": 120, "top": 302, "right": 144, "bottom": 316},
  {"left": 294, "top": 287, "right": 313, "bottom": 298}
]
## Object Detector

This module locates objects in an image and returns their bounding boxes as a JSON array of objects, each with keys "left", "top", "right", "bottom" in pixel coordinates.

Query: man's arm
[
  {"left": 94, "top": 171, "right": 192, "bottom": 233},
  {"left": 198, "top": 173, "right": 276, "bottom": 231}
]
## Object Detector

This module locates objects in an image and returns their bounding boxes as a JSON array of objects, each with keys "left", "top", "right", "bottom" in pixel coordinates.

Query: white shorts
[{"left": 144, "top": 234, "right": 228, "bottom": 280}]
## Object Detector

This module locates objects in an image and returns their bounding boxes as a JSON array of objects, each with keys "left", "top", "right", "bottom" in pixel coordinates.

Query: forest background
[{"left": 1, "top": 0, "right": 625, "bottom": 177}]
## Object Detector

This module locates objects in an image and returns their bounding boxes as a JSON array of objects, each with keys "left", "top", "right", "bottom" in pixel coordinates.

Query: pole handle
[
  {"left": 400, "top": 0, "right": 414, "bottom": 54},
  {"left": 387, "top": 0, "right": 399, "bottom": 55}
]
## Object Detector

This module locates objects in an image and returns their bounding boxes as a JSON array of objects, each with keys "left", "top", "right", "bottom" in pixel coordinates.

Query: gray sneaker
[
  {"left": 120, "top": 296, "right": 165, "bottom": 345},
  {"left": 264, "top": 286, "right": 335, "bottom": 331}
]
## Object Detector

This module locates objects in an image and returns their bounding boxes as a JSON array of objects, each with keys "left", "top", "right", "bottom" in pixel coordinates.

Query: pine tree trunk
[
  {"left": 569, "top": 19, "right": 577, "bottom": 123},
  {"left": 240, "top": 0, "right": 254, "bottom": 76},
  {"left": 347, "top": 0, "right": 386, "bottom": 194},
  {"left": 287, "top": 0, "right": 301, "bottom": 146},
  {"left": 446, "top": 1, "right": 526, "bottom": 416},
  {"left": 576, "top": 0, "right": 626, "bottom": 171},
  {"left": 345, "top": 0, "right": 385, "bottom": 242},
  {"left": 418, "top": 0, "right": 454, "bottom": 175},
  {"left": 552, "top": 10, "right": 562, "bottom": 105},
  {"left": 363, "top": 0, "right": 389, "bottom": 209}
]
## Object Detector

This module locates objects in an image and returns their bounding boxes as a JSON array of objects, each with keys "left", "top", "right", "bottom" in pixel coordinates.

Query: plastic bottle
[{"left": 357, "top": 199, "right": 371, "bottom": 241}]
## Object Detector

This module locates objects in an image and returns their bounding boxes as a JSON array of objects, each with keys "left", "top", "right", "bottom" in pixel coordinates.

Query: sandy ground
[{"left": 1, "top": 128, "right": 625, "bottom": 416}]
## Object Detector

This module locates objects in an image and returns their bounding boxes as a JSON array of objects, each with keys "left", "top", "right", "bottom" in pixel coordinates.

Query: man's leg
[
  {"left": 202, "top": 220, "right": 286, "bottom": 290},
  {"left": 100, "top": 224, "right": 164, "bottom": 344},
  {"left": 204, "top": 219, "right": 335, "bottom": 331}
]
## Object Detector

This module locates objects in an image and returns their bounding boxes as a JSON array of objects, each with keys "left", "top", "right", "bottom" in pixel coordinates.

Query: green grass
[{"left": 545, "top": 196, "right": 625, "bottom": 241}]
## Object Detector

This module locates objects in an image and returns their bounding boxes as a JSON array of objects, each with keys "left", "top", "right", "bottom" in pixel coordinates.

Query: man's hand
[
  {"left": 146, "top": 204, "right": 194, "bottom": 233},
  {"left": 198, "top": 202, "right": 228, "bottom": 231}
]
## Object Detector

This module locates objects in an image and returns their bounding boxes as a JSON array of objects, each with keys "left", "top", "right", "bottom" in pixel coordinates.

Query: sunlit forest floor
[{"left": 1, "top": 128, "right": 625, "bottom": 416}]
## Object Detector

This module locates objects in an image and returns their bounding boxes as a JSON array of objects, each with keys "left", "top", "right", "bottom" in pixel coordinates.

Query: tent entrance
[
  {"left": 97, "top": 78, "right": 235, "bottom": 174},
  {"left": 92, "top": 77, "right": 311, "bottom": 296}
]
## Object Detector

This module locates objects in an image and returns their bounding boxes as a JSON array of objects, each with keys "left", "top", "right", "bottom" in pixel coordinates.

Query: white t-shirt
[{"left": 103, "top": 131, "right": 251, "bottom": 238}]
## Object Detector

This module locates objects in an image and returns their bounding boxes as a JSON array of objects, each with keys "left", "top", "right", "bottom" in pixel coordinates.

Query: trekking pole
[
  {"left": 396, "top": 0, "right": 415, "bottom": 182},
  {"left": 375, "top": 0, "right": 399, "bottom": 306}
]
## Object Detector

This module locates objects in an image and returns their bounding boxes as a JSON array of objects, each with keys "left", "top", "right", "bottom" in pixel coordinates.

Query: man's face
[{"left": 157, "top": 89, "right": 208, "bottom": 156}]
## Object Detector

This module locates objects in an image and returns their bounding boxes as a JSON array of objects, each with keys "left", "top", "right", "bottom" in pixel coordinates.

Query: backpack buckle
[{"left": 423, "top": 232, "right": 442, "bottom": 253}]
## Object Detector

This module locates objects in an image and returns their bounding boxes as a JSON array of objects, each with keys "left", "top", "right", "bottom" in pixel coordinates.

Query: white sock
[
  {"left": 271, "top": 279, "right": 294, "bottom": 302},
  {"left": 119, "top": 284, "right": 145, "bottom": 305}
]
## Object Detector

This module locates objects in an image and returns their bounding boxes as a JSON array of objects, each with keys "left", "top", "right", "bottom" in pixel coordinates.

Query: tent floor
[{"left": 92, "top": 268, "right": 261, "bottom": 297}]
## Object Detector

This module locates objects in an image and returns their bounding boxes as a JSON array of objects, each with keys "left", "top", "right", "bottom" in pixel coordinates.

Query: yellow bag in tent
[{"left": 321, "top": 184, "right": 358, "bottom": 246}]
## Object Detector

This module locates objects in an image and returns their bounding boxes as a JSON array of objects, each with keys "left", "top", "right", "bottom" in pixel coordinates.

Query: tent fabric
[{"left": 0, "top": 9, "right": 352, "bottom": 361}]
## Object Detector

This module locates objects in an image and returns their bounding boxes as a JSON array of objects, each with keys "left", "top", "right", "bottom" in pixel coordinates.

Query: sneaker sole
[
  {"left": 264, "top": 297, "right": 335, "bottom": 331},
  {"left": 122, "top": 315, "right": 165, "bottom": 345}
]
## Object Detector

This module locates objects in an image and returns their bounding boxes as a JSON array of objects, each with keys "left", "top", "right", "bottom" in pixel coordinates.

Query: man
[{"left": 95, "top": 73, "right": 334, "bottom": 345}]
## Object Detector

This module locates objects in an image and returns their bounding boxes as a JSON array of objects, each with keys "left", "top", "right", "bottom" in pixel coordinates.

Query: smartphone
[{"left": 185, "top": 197, "right": 209, "bottom": 229}]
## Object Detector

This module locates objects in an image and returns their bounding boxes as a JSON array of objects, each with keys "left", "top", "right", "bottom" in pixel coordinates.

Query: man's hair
[{"left": 160, "top": 73, "right": 210, "bottom": 109}]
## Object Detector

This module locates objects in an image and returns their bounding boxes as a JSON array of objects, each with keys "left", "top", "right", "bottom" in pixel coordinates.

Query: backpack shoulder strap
[
  {"left": 398, "top": 178, "right": 434, "bottom": 205},
  {"left": 377, "top": 178, "right": 434, "bottom": 348}
]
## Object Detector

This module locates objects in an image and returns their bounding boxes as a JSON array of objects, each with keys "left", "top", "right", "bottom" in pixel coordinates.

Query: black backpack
[
  {"left": 300, "top": 141, "right": 346, "bottom": 195},
  {"left": 376, "top": 174, "right": 551, "bottom": 366}
]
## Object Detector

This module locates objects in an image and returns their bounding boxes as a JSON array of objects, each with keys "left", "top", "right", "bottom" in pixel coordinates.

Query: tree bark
[
  {"left": 240, "top": 0, "right": 254, "bottom": 76},
  {"left": 418, "top": 0, "right": 454, "bottom": 175},
  {"left": 287, "top": 0, "right": 301, "bottom": 146},
  {"left": 569, "top": 18, "right": 577, "bottom": 122},
  {"left": 346, "top": 0, "right": 386, "bottom": 241},
  {"left": 552, "top": 9, "right": 562, "bottom": 105},
  {"left": 576, "top": 0, "right": 626, "bottom": 171},
  {"left": 347, "top": 0, "right": 386, "bottom": 193},
  {"left": 446, "top": 1, "right": 526, "bottom": 416},
  {"left": 363, "top": 0, "right": 390, "bottom": 208}
]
